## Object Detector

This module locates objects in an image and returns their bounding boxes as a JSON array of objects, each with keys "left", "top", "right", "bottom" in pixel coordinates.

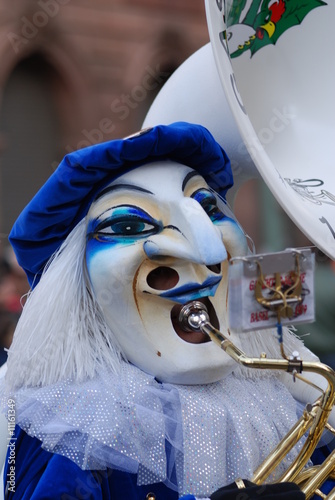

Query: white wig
[{"left": 5, "top": 219, "right": 124, "bottom": 390}]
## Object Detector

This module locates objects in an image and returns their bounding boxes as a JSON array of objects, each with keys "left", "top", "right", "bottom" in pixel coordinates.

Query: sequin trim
[{"left": 1, "top": 364, "right": 304, "bottom": 497}]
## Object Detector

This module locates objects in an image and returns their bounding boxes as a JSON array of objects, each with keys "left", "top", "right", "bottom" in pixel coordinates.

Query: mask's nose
[{"left": 143, "top": 198, "right": 227, "bottom": 265}]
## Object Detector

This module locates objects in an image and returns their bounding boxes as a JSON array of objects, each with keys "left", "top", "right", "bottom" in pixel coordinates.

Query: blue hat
[{"left": 9, "top": 122, "right": 233, "bottom": 286}]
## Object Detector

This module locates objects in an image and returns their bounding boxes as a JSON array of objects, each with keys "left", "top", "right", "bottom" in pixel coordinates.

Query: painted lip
[{"left": 159, "top": 276, "right": 222, "bottom": 303}]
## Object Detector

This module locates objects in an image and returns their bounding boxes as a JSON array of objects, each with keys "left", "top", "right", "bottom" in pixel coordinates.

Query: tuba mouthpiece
[{"left": 178, "top": 301, "right": 210, "bottom": 332}]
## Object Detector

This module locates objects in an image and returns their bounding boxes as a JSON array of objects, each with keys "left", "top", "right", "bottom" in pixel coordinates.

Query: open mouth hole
[
  {"left": 170, "top": 297, "right": 219, "bottom": 344},
  {"left": 147, "top": 266, "right": 179, "bottom": 290}
]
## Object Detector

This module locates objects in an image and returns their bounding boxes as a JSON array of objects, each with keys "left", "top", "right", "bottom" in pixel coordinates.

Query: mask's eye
[
  {"left": 191, "top": 189, "right": 226, "bottom": 223},
  {"left": 99, "top": 219, "right": 154, "bottom": 236},
  {"left": 88, "top": 205, "right": 161, "bottom": 242}
]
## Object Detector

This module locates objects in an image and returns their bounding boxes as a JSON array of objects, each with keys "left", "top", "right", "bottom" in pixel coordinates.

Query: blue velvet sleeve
[
  {"left": 4, "top": 426, "right": 103, "bottom": 499},
  {"left": 9, "top": 427, "right": 335, "bottom": 499},
  {"left": 4, "top": 426, "right": 184, "bottom": 499}
]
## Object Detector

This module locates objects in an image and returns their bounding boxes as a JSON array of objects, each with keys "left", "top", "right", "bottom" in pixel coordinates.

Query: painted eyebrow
[
  {"left": 182, "top": 171, "right": 203, "bottom": 191},
  {"left": 94, "top": 183, "right": 154, "bottom": 201}
]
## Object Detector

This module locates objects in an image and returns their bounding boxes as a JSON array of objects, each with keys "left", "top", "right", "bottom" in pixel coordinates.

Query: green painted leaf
[{"left": 229, "top": 0, "right": 327, "bottom": 58}]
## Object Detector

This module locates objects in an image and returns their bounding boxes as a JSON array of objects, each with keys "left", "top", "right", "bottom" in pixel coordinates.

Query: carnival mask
[{"left": 85, "top": 161, "right": 248, "bottom": 384}]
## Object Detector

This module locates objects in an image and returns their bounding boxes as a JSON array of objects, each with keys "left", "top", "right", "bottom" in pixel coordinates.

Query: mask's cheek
[
  {"left": 85, "top": 240, "right": 145, "bottom": 326},
  {"left": 217, "top": 220, "right": 248, "bottom": 258}
]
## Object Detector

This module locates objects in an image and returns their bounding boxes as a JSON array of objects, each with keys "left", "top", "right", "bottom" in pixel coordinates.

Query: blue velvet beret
[{"left": 9, "top": 122, "right": 233, "bottom": 286}]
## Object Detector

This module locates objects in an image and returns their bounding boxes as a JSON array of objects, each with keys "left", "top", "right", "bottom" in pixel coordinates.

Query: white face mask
[{"left": 85, "top": 161, "right": 248, "bottom": 384}]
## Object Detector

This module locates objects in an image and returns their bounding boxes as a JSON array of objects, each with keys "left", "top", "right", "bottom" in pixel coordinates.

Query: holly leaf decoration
[
  {"left": 271, "top": 0, "right": 327, "bottom": 43},
  {"left": 229, "top": 0, "right": 327, "bottom": 58}
]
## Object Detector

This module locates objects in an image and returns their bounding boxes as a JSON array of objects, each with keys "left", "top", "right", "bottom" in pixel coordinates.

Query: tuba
[
  {"left": 178, "top": 299, "right": 335, "bottom": 499},
  {"left": 143, "top": 0, "right": 335, "bottom": 260},
  {"left": 143, "top": 0, "right": 335, "bottom": 497}
]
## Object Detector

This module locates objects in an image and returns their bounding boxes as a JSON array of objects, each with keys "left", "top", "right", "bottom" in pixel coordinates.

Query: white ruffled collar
[{"left": 1, "top": 363, "right": 302, "bottom": 497}]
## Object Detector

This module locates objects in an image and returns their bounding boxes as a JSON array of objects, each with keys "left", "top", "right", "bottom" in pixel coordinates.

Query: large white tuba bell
[{"left": 143, "top": 0, "right": 335, "bottom": 260}]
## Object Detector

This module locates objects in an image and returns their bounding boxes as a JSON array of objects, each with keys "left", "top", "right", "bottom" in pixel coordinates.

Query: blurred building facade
[{"left": 0, "top": 0, "right": 209, "bottom": 236}]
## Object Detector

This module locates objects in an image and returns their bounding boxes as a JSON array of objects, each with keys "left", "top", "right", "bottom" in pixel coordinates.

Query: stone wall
[{"left": 0, "top": 0, "right": 209, "bottom": 233}]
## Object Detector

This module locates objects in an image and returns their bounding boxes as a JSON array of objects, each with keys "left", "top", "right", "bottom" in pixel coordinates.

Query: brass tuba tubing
[
  {"left": 179, "top": 301, "right": 335, "bottom": 499},
  {"left": 298, "top": 448, "right": 335, "bottom": 499}
]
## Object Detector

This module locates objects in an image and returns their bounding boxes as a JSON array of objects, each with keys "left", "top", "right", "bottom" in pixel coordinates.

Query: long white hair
[{"left": 5, "top": 219, "right": 124, "bottom": 390}]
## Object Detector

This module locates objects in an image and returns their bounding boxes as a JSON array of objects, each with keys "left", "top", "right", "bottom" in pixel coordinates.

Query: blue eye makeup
[
  {"left": 87, "top": 205, "right": 162, "bottom": 244},
  {"left": 191, "top": 188, "right": 227, "bottom": 223}
]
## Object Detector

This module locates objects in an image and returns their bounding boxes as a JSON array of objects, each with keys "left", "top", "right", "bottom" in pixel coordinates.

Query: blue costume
[
  {"left": 4, "top": 427, "right": 333, "bottom": 499},
  {"left": 5, "top": 426, "right": 181, "bottom": 500},
  {"left": 2, "top": 123, "right": 231, "bottom": 499}
]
